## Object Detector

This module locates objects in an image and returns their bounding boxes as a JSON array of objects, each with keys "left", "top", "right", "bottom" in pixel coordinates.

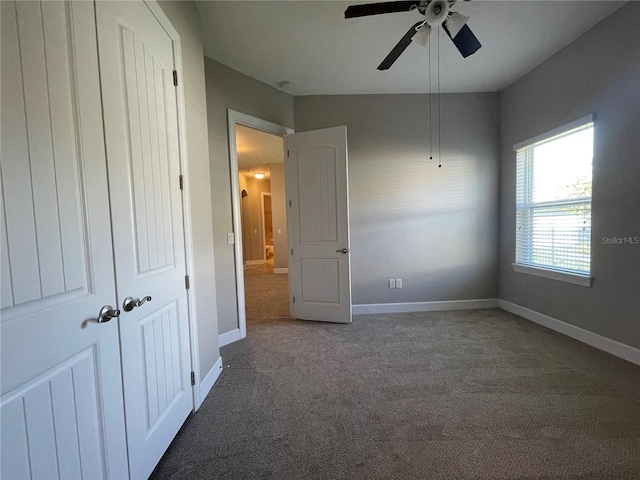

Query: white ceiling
[
  {"left": 195, "top": 0, "right": 625, "bottom": 95},
  {"left": 236, "top": 124, "right": 285, "bottom": 177}
]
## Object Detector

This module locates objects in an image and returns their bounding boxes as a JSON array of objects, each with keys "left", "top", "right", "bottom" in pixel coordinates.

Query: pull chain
[
  {"left": 428, "top": 33, "right": 433, "bottom": 161},
  {"left": 437, "top": 26, "right": 442, "bottom": 168}
]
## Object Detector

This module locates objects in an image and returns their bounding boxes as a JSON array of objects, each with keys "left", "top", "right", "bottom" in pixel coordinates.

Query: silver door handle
[
  {"left": 336, "top": 248, "right": 348, "bottom": 254},
  {"left": 98, "top": 305, "right": 120, "bottom": 323},
  {"left": 122, "top": 295, "right": 152, "bottom": 312}
]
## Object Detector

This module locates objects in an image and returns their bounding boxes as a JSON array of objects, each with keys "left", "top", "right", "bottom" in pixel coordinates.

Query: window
[{"left": 513, "top": 115, "right": 594, "bottom": 286}]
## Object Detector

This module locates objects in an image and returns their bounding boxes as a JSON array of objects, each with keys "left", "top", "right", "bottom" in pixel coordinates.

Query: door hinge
[
  {"left": 185, "top": 275, "right": 190, "bottom": 289},
  {"left": 289, "top": 200, "right": 291, "bottom": 207},
  {"left": 173, "top": 70, "right": 178, "bottom": 86},
  {"left": 190, "top": 372, "right": 195, "bottom": 386},
  {"left": 290, "top": 249, "right": 293, "bottom": 256},
  {"left": 179, "top": 174, "right": 184, "bottom": 190},
  {"left": 293, "top": 296, "right": 296, "bottom": 304},
  {"left": 287, "top": 149, "right": 290, "bottom": 157}
]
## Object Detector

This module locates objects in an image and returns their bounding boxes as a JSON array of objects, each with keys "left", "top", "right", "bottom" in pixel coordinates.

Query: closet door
[
  {"left": 0, "top": 2, "right": 129, "bottom": 478},
  {"left": 96, "top": 2, "right": 193, "bottom": 478}
]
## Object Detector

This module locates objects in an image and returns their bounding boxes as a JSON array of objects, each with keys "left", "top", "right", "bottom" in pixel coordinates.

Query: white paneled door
[
  {"left": 1, "top": 1, "right": 193, "bottom": 479},
  {"left": 0, "top": 1, "right": 129, "bottom": 478},
  {"left": 286, "top": 127, "right": 352, "bottom": 323},
  {"left": 96, "top": 2, "right": 193, "bottom": 479}
]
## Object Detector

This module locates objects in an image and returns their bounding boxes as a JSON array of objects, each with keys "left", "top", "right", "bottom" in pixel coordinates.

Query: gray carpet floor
[{"left": 151, "top": 268, "right": 640, "bottom": 479}]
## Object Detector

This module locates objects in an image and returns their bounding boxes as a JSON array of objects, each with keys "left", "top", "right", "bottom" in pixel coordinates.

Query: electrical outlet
[
  {"left": 388, "top": 278, "right": 396, "bottom": 289},
  {"left": 396, "top": 278, "right": 403, "bottom": 288},
  {"left": 227, "top": 232, "right": 235, "bottom": 245}
]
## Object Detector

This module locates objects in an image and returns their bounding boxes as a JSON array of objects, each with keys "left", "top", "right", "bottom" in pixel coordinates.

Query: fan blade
[
  {"left": 345, "top": 1, "right": 420, "bottom": 19},
  {"left": 442, "top": 23, "right": 481, "bottom": 58},
  {"left": 378, "top": 21, "right": 423, "bottom": 70}
]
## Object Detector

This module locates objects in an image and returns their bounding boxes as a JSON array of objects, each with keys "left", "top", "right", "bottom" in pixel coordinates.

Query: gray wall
[
  {"left": 270, "top": 163, "right": 288, "bottom": 270},
  {"left": 159, "top": 2, "right": 220, "bottom": 378},
  {"left": 294, "top": 94, "right": 500, "bottom": 304},
  {"left": 205, "top": 58, "right": 293, "bottom": 335},
  {"left": 499, "top": 3, "right": 640, "bottom": 348},
  {"left": 242, "top": 177, "right": 271, "bottom": 262},
  {"left": 238, "top": 173, "right": 253, "bottom": 263}
]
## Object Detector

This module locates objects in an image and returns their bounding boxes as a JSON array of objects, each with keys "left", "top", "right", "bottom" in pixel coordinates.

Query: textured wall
[
  {"left": 294, "top": 93, "right": 500, "bottom": 305},
  {"left": 158, "top": 2, "right": 219, "bottom": 379},
  {"left": 499, "top": 3, "right": 640, "bottom": 348},
  {"left": 204, "top": 58, "right": 293, "bottom": 335}
]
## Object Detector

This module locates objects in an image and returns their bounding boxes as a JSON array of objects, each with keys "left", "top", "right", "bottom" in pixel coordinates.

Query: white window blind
[{"left": 515, "top": 118, "right": 593, "bottom": 276}]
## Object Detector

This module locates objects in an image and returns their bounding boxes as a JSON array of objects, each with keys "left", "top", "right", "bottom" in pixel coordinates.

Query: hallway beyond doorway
[{"left": 243, "top": 259, "right": 291, "bottom": 322}]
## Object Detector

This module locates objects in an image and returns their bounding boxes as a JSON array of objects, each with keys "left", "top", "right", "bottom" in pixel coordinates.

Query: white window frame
[{"left": 512, "top": 114, "right": 594, "bottom": 287}]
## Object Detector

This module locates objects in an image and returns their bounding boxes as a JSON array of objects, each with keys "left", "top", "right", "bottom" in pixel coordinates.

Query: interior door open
[
  {"left": 285, "top": 126, "right": 352, "bottom": 324},
  {"left": 96, "top": 2, "right": 193, "bottom": 478}
]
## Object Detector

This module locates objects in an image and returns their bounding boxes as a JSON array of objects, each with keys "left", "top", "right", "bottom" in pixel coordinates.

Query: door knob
[
  {"left": 122, "top": 295, "right": 152, "bottom": 312},
  {"left": 336, "top": 248, "right": 349, "bottom": 254},
  {"left": 98, "top": 305, "right": 120, "bottom": 323}
]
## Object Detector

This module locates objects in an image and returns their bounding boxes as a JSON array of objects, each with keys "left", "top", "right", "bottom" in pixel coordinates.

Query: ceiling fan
[{"left": 345, "top": 0, "right": 481, "bottom": 70}]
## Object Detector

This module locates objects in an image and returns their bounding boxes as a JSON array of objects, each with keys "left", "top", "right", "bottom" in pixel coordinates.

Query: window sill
[{"left": 512, "top": 263, "right": 592, "bottom": 287}]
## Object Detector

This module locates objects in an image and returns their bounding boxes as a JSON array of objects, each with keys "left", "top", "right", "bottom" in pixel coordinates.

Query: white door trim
[
  {"left": 144, "top": 1, "right": 203, "bottom": 410},
  {"left": 227, "top": 110, "right": 293, "bottom": 340}
]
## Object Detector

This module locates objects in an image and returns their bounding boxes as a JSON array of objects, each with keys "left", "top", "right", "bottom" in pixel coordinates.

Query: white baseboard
[
  {"left": 353, "top": 298, "right": 499, "bottom": 315},
  {"left": 499, "top": 300, "right": 640, "bottom": 366},
  {"left": 197, "top": 356, "right": 223, "bottom": 409},
  {"left": 244, "top": 260, "right": 266, "bottom": 266},
  {"left": 273, "top": 267, "right": 288, "bottom": 274},
  {"left": 219, "top": 328, "right": 241, "bottom": 347}
]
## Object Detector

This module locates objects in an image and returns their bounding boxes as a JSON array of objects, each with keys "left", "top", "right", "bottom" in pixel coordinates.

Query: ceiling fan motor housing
[{"left": 425, "top": 0, "right": 450, "bottom": 26}]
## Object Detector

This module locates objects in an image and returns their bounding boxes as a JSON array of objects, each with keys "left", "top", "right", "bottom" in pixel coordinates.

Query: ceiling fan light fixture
[
  {"left": 424, "top": 0, "right": 449, "bottom": 27},
  {"left": 445, "top": 12, "right": 469, "bottom": 39},
  {"left": 411, "top": 23, "right": 430, "bottom": 47},
  {"left": 345, "top": 0, "right": 482, "bottom": 68}
]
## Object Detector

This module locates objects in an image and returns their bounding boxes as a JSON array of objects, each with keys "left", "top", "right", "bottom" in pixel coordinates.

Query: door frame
[
  {"left": 144, "top": 1, "right": 204, "bottom": 409},
  {"left": 227, "top": 110, "right": 293, "bottom": 340}
]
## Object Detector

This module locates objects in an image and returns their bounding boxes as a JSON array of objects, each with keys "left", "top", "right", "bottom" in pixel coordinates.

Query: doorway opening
[{"left": 227, "top": 111, "right": 294, "bottom": 341}]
